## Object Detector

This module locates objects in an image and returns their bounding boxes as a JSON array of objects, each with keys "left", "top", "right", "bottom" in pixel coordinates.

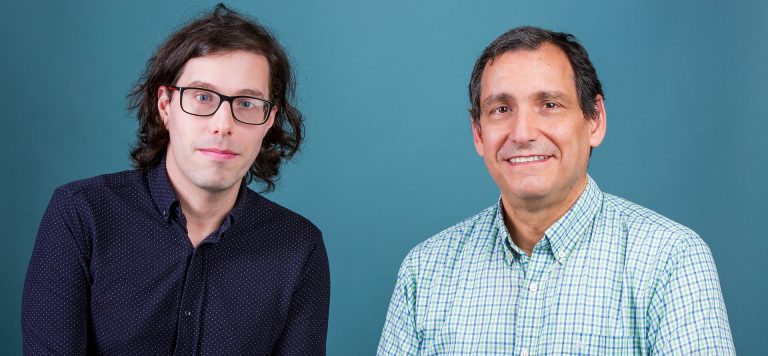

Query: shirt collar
[
  {"left": 544, "top": 175, "right": 603, "bottom": 264},
  {"left": 147, "top": 156, "right": 178, "bottom": 222},
  {"left": 494, "top": 205, "right": 522, "bottom": 262},
  {"left": 495, "top": 175, "right": 603, "bottom": 265}
]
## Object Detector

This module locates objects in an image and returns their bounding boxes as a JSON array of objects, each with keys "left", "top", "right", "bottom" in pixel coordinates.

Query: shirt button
[
  {"left": 529, "top": 282, "right": 539, "bottom": 293},
  {"left": 558, "top": 251, "right": 565, "bottom": 259},
  {"left": 521, "top": 348, "right": 529, "bottom": 356},
  {"left": 184, "top": 310, "right": 191, "bottom": 316}
]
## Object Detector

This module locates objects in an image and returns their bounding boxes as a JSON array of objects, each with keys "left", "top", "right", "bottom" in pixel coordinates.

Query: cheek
[
  {"left": 165, "top": 119, "right": 180, "bottom": 143},
  {"left": 244, "top": 130, "right": 269, "bottom": 157},
  {"left": 481, "top": 128, "right": 507, "bottom": 155},
  {"left": 557, "top": 122, "right": 591, "bottom": 158},
  {"left": 167, "top": 116, "right": 204, "bottom": 150},
  {"left": 167, "top": 119, "right": 189, "bottom": 143}
]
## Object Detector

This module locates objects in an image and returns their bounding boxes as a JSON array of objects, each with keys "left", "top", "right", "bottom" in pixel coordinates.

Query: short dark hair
[
  {"left": 128, "top": 3, "right": 303, "bottom": 192},
  {"left": 469, "top": 26, "right": 603, "bottom": 124}
]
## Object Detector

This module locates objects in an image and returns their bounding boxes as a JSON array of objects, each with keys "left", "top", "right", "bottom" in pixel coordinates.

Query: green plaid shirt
[{"left": 378, "top": 176, "right": 734, "bottom": 355}]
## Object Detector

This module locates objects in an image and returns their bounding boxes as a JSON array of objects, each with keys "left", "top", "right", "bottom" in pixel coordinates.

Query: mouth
[
  {"left": 505, "top": 155, "right": 551, "bottom": 165},
  {"left": 199, "top": 148, "right": 238, "bottom": 160}
]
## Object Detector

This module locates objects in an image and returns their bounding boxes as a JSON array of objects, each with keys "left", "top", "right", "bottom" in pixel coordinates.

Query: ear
[
  {"left": 471, "top": 119, "right": 485, "bottom": 157},
  {"left": 157, "top": 86, "right": 172, "bottom": 127},
  {"left": 588, "top": 95, "right": 607, "bottom": 148},
  {"left": 263, "top": 104, "right": 278, "bottom": 131}
]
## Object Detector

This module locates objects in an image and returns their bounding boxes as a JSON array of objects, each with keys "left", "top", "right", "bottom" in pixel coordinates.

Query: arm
[
  {"left": 22, "top": 188, "right": 92, "bottom": 355},
  {"left": 377, "top": 258, "right": 420, "bottom": 356},
  {"left": 646, "top": 235, "right": 735, "bottom": 355},
  {"left": 271, "top": 236, "right": 331, "bottom": 356}
]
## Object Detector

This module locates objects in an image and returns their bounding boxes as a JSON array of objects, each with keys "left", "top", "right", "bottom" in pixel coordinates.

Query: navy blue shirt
[{"left": 22, "top": 161, "right": 330, "bottom": 355}]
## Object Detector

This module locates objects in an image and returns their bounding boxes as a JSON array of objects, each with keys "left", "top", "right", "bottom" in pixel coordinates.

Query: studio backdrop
[{"left": 1, "top": 0, "right": 766, "bottom": 354}]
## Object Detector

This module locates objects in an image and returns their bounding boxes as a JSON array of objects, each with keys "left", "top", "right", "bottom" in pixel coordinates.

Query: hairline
[
  {"left": 171, "top": 49, "right": 271, "bottom": 93},
  {"left": 474, "top": 41, "right": 588, "bottom": 124}
]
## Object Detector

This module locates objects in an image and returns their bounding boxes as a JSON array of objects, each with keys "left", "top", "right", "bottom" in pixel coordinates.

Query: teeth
[{"left": 508, "top": 155, "right": 548, "bottom": 163}]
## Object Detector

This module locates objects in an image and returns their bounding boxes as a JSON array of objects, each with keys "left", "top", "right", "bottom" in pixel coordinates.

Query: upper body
[
  {"left": 22, "top": 4, "right": 328, "bottom": 355},
  {"left": 22, "top": 161, "right": 329, "bottom": 355},
  {"left": 377, "top": 176, "right": 734, "bottom": 355},
  {"left": 378, "top": 26, "right": 734, "bottom": 355}
]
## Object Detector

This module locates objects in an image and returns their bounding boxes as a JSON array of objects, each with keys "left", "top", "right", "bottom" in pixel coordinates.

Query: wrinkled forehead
[{"left": 480, "top": 44, "right": 577, "bottom": 100}]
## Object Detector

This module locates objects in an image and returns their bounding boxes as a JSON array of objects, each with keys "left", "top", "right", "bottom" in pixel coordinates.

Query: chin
[
  {"left": 511, "top": 188, "right": 550, "bottom": 201},
  {"left": 502, "top": 179, "right": 555, "bottom": 202},
  {"left": 190, "top": 173, "right": 242, "bottom": 193},
  {"left": 202, "top": 181, "right": 238, "bottom": 192},
  {"left": 507, "top": 173, "right": 549, "bottom": 189}
]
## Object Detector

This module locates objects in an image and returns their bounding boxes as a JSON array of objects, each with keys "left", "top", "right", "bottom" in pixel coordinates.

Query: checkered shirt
[{"left": 378, "top": 176, "right": 734, "bottom": 355}]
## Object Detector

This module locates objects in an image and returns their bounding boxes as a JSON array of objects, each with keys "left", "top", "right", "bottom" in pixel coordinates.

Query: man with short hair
[
  {"left": 22, "top": 5, "right": 329, "bottom": 355},
  {"left": 378, "top": 26, "right": 734, "bottom": 355}
]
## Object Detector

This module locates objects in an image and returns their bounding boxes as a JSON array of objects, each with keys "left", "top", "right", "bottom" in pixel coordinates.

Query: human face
[
  {"left": 157, "top": 51, "right": 276, "bottom": 197},
  {"left": 472, "top": 43, "right": 606, "bottom": 210}
]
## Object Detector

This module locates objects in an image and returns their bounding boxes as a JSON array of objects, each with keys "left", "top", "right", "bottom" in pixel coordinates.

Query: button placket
[{"left": 173, "top": 248, "right": 206, "bottom": 355}]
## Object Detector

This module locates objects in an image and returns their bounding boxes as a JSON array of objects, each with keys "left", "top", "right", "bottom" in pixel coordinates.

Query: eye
[
  {"left": 492, "top": 106, "right": 511, "bottom": 114},
  {"left": 237, "top": 99, "right": 261, "bottom": 110},
  {"left": 193, "top": 93, "right": 213, "bottom": 102},
  {"left": 544, "top": 102, "right": 560, "bottom": 109}
]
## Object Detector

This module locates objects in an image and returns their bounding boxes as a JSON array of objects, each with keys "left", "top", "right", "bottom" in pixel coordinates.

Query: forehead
[
  {"left": 176, "top": 50, "right": 271, "bottom": 96},
  {"left": 480, "top": 43, "right": 576, "bottom": 100}
]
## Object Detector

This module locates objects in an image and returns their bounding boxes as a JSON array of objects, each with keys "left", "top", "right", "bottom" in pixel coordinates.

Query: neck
[
  {"left": 169, "top": 176, "right": 240, "bottom": 248},
  {"left": 501, "top": 177, "right": 587, "bottom": 256}
]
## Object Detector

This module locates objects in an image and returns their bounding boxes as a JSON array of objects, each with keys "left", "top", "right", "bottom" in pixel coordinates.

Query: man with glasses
[
  {"left": 22, "top": 4, "right": 329, "bottom": 355},
  {"left": 378, "top": 26, "right": 734, "bottom": 355}
]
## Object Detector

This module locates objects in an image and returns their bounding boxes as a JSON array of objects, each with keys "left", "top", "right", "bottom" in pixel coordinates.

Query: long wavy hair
[{"left": 128, "top": 3, "right": 303, "bottom": 192}]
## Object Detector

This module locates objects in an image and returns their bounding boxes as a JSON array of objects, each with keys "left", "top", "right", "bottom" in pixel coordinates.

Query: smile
[{"left": 507, "top": 155, "right": 549, "bottom": 164}]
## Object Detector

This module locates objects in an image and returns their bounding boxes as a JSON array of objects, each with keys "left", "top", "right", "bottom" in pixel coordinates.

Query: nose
[
  {"left": 209, "top": 101, "right": 234, "bottom": 136},
  {"left": 508, "top": 109, "right": 538, "bottom": 145}
]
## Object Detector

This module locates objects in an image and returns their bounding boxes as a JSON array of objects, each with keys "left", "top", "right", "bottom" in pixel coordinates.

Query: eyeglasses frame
[{"left": 166, "top": 85, "right": 276, "bottom": 125}]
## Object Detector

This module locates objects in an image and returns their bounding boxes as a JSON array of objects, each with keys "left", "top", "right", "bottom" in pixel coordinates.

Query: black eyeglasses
[{"left": 167, "top": 86, "right": 275, "bottom": 125}]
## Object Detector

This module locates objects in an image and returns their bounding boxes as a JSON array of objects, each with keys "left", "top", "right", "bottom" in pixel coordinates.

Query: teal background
[{"left": 1, "top": 0, "right": 766, "bottom": 354}]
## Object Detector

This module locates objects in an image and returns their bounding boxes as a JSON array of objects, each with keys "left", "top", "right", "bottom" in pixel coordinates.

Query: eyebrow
[
  {"left": 481, "top": 90, "right": 575, "bottom": 109},
  {"left": 184, "top": 80, "right": 266, "bottom": 98},
  {"left": 533, "top": 90, "right": 572, "bottom": 104},
  {"left": 481, "top": 93, "right": 515, "bottom": 108}
]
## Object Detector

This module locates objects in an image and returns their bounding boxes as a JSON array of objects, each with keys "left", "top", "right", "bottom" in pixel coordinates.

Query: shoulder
[
  {"left": 401, "top": 204, "right": 498, "bottom": 275},
  {"left": 39, "top": 170, "right": 143, "bottom": 251},
  {"left": 45, "top": 168, "right": 146, "bottom": 220},
  {"left": 239, "top": 189, "right": 323, "bottom": 242},
  {"left": 52, "top": 169, "right": 143, "bottom": 203},
  {"left": 44, "top": 170, "right": 146, "bottom": 231},
  {"left": 600, "top": 193, "right": 712, "bottom": 270},
  {"left": 597, "top": 193, "right": 732, "bottom": 353},
  {"left": 603, "top": 193, "right": 701, "bottom": 240}
]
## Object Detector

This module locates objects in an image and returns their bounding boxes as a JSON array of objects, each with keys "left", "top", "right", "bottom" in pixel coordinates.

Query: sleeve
[
  {"left": 22, "top": 187, "right": 93, "bottom": 355},
  {"left": 377, "top": 257, "right": 421, "bottom": 356},
  {"left": 645, "top": 235, "right": 736, "bottom": 355},
  {"left": 271, "top": 235, "right": 331, "bottom": 356}
]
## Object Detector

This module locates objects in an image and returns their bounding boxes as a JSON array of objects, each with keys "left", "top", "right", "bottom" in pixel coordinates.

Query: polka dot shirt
[{"left": 22, "top": 160, "right": 330, "bottom": 355}]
